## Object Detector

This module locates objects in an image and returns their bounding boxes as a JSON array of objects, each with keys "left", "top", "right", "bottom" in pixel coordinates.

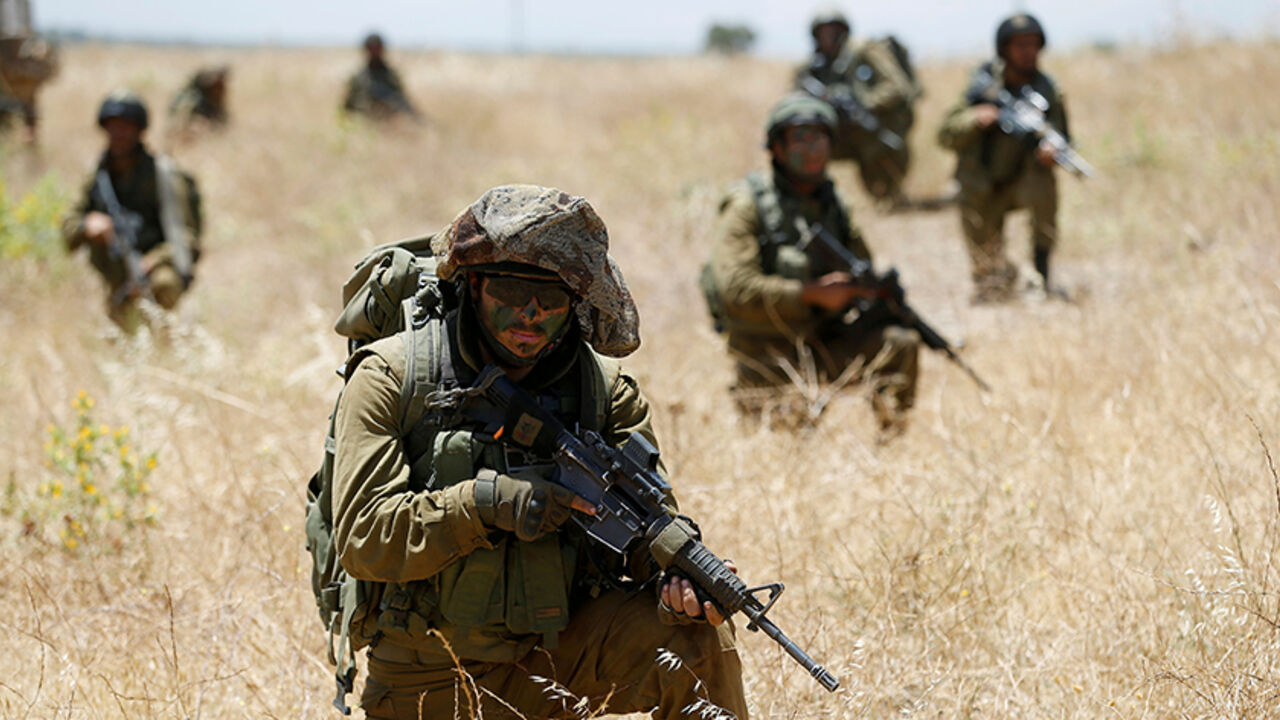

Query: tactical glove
[{"left": 473, "top": 468, "right": 576, "bottom": 542}]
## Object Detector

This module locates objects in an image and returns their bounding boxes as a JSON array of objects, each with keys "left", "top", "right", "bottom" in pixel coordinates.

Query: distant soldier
[
  {"left": 938, "top": 14, "right": 1070, "bottom": 302},
  {"left": 169, "top": 65, "right": 229, "bottom": 130},
  {"left": 0, "top": 0, "right": 58, "bottom": 142},
  {"left": 342, "top": 32, "right": 418, "bottom": 121},
  {"left": 702, "top": 93, "right": 919, "bottom": 431},
  {"left": 63, "top": 91, "right": 202, "bottom": 328},
  {"left": 794, "top": 7, "right": 922, "bottom": 205}
]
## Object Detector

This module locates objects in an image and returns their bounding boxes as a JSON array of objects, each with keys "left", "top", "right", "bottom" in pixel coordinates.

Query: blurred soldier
[
  {"left": 342, "top": 32, "right": 419, "bottom": 121},
  {"left": 331, "top": 185, "right": 747, "bottom": 719},
  {"left": 938, "top": 13, "right": 1070, "bottom": 302},
  {"left": 703, "top": 93, "right": 919, "bottom": 430},
  {"left": 0, "top": 0, "right": 58, "bottom": 142},
  {"left": 169, "top": 65, "right": 229, "bottom": 130},
  {"left": 63, "top": 91, "right": 202, "bottom": 328},
  {"left": 794, "top": 7, "right": 922, "bottom": 205}
]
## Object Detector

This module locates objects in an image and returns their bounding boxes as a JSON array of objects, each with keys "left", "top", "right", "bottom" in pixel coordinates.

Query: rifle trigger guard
[{"left": 742, "top": 582, "right": 785, "bottom": 632}]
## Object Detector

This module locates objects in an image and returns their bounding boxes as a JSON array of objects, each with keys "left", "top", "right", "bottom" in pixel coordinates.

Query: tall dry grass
[{"left": 0, "top": 39, "right": 1278, "bottom": 718}]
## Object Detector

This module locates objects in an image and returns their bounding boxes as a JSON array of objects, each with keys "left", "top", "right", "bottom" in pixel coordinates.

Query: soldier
[
  {"left": 938, "top": 13, "right": 1070, "bottom": 302},
  {"left": 331, "top": 185, "right": 747, "bottom": 719},
  {"left": 794, "top": 7, "right": 922, "bottom": 205},
  {"left": 0, "top": 0, "right": 58, "bottom": 142},
  {"left": 703, "top": 93, "right": 920, "bottom": 431},
  {"left": 63, "top": 91, "right": 201, "bottom": 328},
  {"left": 169, "top": 65, "right": 229, "bottom": 130},
  {"left": 342, "top": 32, "right": 418, "bottom": 121}
]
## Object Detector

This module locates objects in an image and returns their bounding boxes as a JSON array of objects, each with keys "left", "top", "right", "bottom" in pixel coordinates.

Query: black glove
[{"left": 473, "top": 468, "right": 576, "bottom": 542}]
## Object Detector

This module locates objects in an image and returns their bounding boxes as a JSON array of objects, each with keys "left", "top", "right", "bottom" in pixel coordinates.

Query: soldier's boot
[{"left": 1032, "top": 248, "right": 1070, "bottom": 301}]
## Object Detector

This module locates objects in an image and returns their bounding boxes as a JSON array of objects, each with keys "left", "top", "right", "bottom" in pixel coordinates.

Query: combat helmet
[
  {"left": 433, "top": 184, "right": 641, "bottom": 358},
  {"left": 809, "top": 6, "right": 851, "bottom": 38},
  {"left": 97, "top": 89, "right": 148, "bottom": 130},
  {"left": 995, "top": 13, "right": 1046, "bottom": 58},
  {"left": 764, "top": 92, "right": 837, "bottom": 147}
]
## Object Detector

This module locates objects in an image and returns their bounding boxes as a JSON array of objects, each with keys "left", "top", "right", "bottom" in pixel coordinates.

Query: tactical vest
[
  {"left": 700, "top": 171, "right": 856, "bottom": 334},
  {"left": 308, "top": 297, "right": 620, "bottom": 712}
]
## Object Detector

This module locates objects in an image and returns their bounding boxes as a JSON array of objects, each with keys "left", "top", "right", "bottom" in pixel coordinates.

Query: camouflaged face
[{"left": 433, "top": 185, "right": 641, "bottom": 357}]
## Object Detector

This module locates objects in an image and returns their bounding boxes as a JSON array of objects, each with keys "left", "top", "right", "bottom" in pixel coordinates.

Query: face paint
[{"left": 477, "top": 276, "right": 573, "bottom": 365}]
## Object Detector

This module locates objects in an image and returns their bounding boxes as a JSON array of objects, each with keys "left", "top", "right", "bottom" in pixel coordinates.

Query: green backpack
[{"left": 304, "top": 234, "right": 455, "bottom": 714}]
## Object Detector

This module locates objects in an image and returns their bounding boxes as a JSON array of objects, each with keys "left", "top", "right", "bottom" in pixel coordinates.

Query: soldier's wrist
[{"left": 473, "top": 469, "right": 500, "bottom": 526}]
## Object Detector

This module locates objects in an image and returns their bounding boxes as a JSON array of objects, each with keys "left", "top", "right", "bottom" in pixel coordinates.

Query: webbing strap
[{"left": 332, "top": 579, "right": 361, "bottom": 714}]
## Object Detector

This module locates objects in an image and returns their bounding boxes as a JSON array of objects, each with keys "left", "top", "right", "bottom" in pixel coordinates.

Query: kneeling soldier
[
  {"left": 62, "top": 90, "right": 201, "bottom": 328},
  {"left": 333, "top": 186, "right": 748, "bottom": 719},
  {"left": 704, "top": 94, "right": 920, "bottom": 430}
]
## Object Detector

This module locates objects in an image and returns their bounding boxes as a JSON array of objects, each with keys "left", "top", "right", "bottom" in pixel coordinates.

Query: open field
[{"left": 1, "top": 39, "right": 1278, "bottom": 718}]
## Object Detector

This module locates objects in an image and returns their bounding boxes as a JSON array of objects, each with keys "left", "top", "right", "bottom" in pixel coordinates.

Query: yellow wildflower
[
  {"left": 119, "top": 445, "right": 131, "bottom": 459},
  {"left": 115, "top": 426, "right": 129, "bottom": 439},
  {"left": 65, "top": 537, "right": 79, "bottom": 550},
  {"left": 139, "top": 481, "right": 151, "bottom": 493},
  {"left": 145, "top": 456, "right": 157, "bottom": 471},
  {"left": 83, "top": 483, "right": 98, "bottom": 496},
  {"left": 50, "top": 482, "right": 63, "bottom": 498},
  {"left": 46, "top": 423, "right": 56, "bottom": 435},
  {"left": 97, "top": 424, "right": 109, "bottom": 436}
]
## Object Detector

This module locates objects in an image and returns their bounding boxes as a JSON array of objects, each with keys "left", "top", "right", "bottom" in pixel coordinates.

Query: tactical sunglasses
[{"left": 481, "top": 275, "right": 573, "bottom": 312}]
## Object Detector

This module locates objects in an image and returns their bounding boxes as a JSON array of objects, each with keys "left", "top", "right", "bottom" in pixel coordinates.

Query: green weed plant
[{"left": 25, "top": 390, "right": 159, "bottom": 552}]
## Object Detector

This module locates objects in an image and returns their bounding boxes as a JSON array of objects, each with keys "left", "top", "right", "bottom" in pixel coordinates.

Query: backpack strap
[
  {"left": 154, "top": 153, "right": 196, "bottom": 283},
  {"left": 745, "top": 172, "right": 789, "bottom": 274}
]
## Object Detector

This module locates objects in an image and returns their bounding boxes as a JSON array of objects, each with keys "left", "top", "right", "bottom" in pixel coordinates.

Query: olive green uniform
[
  {"left": 938, "top": 59, "right": 1068, "bottom": 298},
  {"left": 343, "top": 60, "right": 415, "bottom": 119},
  {"left": 795, "top": 39, "right": 920, "bottom": 201},
  {"left": 333, "top": 310, "right": 746, "bottom": 719},
  {"left": 62, "top": 146, "right": 201, "bottom": 323},
  {"left": 708, "top": 168, "right": 918, "bottom": 419}
]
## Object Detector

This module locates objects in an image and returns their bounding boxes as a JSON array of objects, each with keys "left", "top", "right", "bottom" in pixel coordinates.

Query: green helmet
[
  {"left": 764, "top": 92, "right": 836, "bottom": 146},
  {"left": 809, "top": 7, "right": 851, "bottom": 38},
  {"left": 995, "top": 13, "right": 1046, "bottom": 58},
  {"left": 97, "top": 89, "right": 148, "bottom": 130}
]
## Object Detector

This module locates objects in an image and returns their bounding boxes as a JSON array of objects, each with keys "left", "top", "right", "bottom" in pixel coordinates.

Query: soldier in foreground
[
  {"left": 794, "top": 8, "right": 922, "bottom": 206},
  {"left": 330, "top": 186, "right": 747, "bottom": 718},
  {"left": 342, "top": 32, "right": 418, "bottom": 121},
  {"left": 938, "top": 13, "right": 1072, "bottom": 303},
  {"left": 703, "top": 94, "right": 920, "bottom": 431},
  {"left": 63, "top": 91, "right": 201, "bottom": 328},
  {"left": 169, "top": 65, "right": 229, "bottom": 131}
]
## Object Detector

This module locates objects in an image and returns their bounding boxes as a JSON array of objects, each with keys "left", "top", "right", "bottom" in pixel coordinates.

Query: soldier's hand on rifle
[
  {"left": 473, "top": 468, "right": 594, "bottom": 542},
  {"left": 802, "top": 271, "right": 874, "bottom": 311},
  {"left": 973, "top": 103, "right": 1000, "bottom": 129},
  {"left": 84, "top": 211, "right": 115, "bottom": 246},
  {"left": 661, "top": 559, "right": 738, "bottom": 626},
  {"left": 1035, "top": 140, "right": 1057, "bottom": 168}
]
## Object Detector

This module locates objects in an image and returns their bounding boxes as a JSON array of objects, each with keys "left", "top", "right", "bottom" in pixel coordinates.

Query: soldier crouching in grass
[
  {"left": 62, "top": 91, "right": 201, "bottom": 330},
  {"left": 331, "top": 186, "right": 748, "bottom": 719},
  {"left": 701, "top": 93, "right": 920, "bottom": 434}
]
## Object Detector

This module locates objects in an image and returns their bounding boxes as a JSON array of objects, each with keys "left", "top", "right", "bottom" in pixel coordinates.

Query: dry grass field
[{"left": 1, "top": 38, "right": 1278, "bottom": 718}]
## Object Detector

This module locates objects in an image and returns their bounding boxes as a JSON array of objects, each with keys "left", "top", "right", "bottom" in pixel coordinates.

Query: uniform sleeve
[
  {"left": 937, "top": 92, "right": 983, "bottom": 151},
  {"left": 332, "top": 352, "right": 493, "bottom": 583},
  {"left": 709, "top": 186, "right": 810, "bottom": 328}
]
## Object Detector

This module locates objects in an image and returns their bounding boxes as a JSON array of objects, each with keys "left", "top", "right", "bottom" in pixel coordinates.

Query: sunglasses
[{"left": 481, "top": 275, "right": 573, "bottom": 312}]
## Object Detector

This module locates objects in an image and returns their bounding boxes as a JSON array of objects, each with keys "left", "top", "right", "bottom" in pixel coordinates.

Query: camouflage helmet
[
  {"left": 97, "top": 89, "right": 148, "bottom": 130},
  {"left": 432, "top": 185, "right": 641, "bottom": 357},
  {"left": 996, "top": 13, "right": 1046, "bottom": 58},
  {"left": 809, "top": 6, "right": 851, "bottom": 38},
  {"left": 764, "top": 92, "right": 837, "bottom": 147}
]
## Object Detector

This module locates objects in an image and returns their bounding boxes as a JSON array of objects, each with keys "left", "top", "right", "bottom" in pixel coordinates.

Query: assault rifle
[
  {"left": 802, "top": 222, "right": 992, "bottom": 393},
  {"left": 799, "top": 75, "right": 904, "bottom": 151},
  {"left": 968, "top": 72, "right": 1094, "bottom": 178},
  {"left": 464, "top": 367, "right": 842, "bottom": 693},
  {"left": 92, "top": 169, "right": 151, "bottom": 308}
]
